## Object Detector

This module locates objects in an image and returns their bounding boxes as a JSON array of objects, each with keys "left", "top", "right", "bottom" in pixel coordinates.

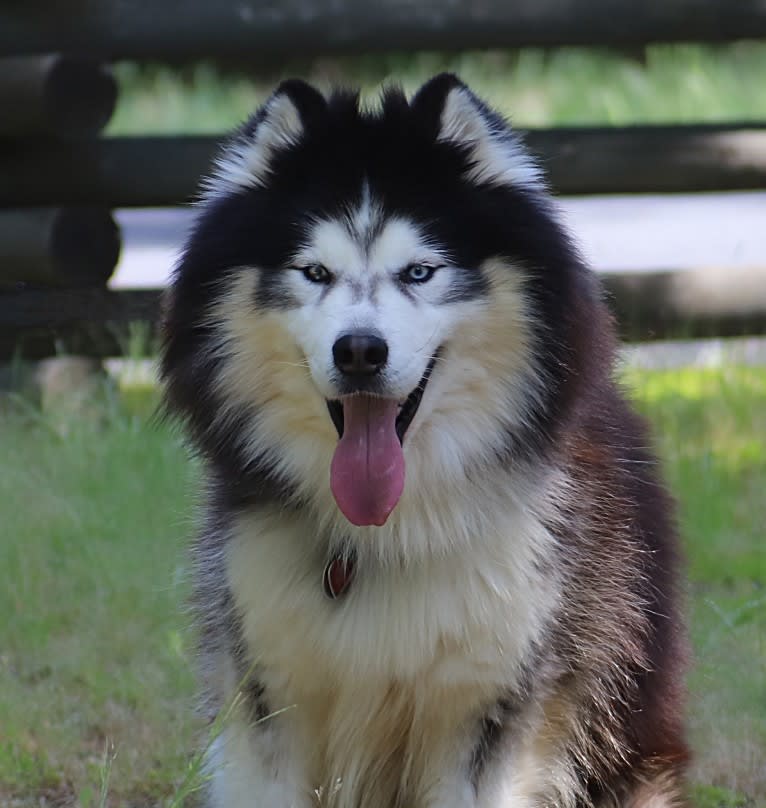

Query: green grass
[
  {"left": 109, "top": 42, "right": 766, "bottom": 135},
  {"left": 624, "top": 366, "right": 766, "bottom": 807},
  {"left": 0, "top": 387, "right": 199, "bottom": 805},
  {"left": 1, "top": 364, "right": 764, "bottom": 805}
]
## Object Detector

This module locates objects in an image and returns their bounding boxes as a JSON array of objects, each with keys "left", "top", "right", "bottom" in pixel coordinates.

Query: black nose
[{"left": 333, "top": 333, "right": 388, "bottom": 376}]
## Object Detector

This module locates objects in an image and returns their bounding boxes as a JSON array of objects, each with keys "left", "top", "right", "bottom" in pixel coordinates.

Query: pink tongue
[{"left": 330, "top": 396, "right": 405, "bottom": 526}]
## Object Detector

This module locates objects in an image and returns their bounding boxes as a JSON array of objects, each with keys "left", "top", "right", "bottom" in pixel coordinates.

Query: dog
[{"left": 160, "top": 73, "right": 688, "bottom": 807}]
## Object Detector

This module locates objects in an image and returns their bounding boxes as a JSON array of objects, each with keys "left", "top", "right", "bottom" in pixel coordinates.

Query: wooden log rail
[
  {"left": 0, "top": 208, "right": 121, "bottom": 289},
  {"left": 0, "top": 55, "right": 117, "bottom": 138},
  {"left": 3, "top": 267, "right": 766, "bottom": 360},
  {"left": 2, "top": 0, "right": 766, "bottom": 59},
  {"left": 606, "top": 267, "right": 766, "bottom": 342},
  {"left": 0, "top": 289, "right": 161, "bottom": 360},
  {"left": 0, "top": 54, "right": 121, "bottom": 291},
  {"left": 2, "top": 124, "right": 765, "bottom": 208}
]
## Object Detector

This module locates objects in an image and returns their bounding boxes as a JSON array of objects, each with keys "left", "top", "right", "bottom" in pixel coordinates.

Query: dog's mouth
[
  {"left": 326, "top": 355, "right": 438, "bottom": 444},
  {"left": 326, "top": 355, "right": 438, "bottom": 527}
]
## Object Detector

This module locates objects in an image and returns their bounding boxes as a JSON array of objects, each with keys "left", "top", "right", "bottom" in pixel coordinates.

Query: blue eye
[
  {"left": 302, "top": 265, "right": 333, "bottom": 284},
  {"left": 401, "top": 264, "right": 437, "bottom": 284}
]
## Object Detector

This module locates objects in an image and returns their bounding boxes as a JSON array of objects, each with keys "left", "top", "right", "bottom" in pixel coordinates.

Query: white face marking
[
  {"left": 283, "top": 205, "right": 472, "bottom": 402},
  {"left": 349, "top": 180, "right": 379, "bottom": 244}
]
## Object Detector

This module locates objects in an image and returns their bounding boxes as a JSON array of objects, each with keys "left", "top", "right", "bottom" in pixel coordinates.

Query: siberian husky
[{"left": 161, "top": 74, "right": 687, "bottom": 807}]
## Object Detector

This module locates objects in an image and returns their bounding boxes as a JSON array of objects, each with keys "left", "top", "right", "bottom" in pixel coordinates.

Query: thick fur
[{"left": 161, "top": 74, "right": 688, "bottom": 807}]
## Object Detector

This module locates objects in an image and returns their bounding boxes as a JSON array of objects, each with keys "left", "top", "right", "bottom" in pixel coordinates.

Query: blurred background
[{"left": 1, "top": 4, "right": 764, "bottom": 806}]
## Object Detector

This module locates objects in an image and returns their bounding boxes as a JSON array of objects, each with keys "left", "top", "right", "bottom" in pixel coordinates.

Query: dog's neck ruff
[{"left": 323, "top": 553, "right": 356, "bottom": 599}]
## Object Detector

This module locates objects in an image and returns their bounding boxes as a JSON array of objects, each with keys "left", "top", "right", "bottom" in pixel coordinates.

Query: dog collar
[{"left": 323, "top": 553, "right": 356, "bottom": 599}]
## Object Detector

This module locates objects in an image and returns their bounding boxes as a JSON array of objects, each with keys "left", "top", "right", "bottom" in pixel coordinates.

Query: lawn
[
  {"left": 109, "top": 42, "right": 766, "bottom": 135},
  {"left": 1, "top": 363, "right": 764, "bottom": 807}
]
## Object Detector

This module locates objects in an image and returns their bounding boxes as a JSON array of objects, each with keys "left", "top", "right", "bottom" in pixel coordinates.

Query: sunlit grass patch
[
  {"left": 624, "top": 366, "right": 766, "bottom": 585},
  {"left": 625, "top": 365, "right": 766, "bottom": 801},
  {"left": 109, "top": 42, "right": 766, "bottom": 135}
]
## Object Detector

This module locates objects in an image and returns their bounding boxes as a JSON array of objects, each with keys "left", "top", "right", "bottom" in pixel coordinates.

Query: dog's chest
[
  {"left": 224, "top": 507, "right": 558, "bottom": 688},
  {"left": 216, "top": 507, "right": 559, "bottom": 804}
]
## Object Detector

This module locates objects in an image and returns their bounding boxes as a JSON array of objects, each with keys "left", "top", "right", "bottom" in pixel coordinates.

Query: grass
[
  {"left": 108, "top": 42, "right": 766, "bottom": 135},
  {"left": 0, "top": 385, "right": 198, "bottom": 805},
  {"left": 1, "top": 363, "right": 764, "bottom": 806},
  {"left": 622, "top": 366, "right": 766, "bottom": 806}
]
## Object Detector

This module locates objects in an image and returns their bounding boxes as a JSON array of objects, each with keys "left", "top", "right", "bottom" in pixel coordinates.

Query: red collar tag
[{"left": 323, "top": 554, "right": 355, "bottom": 599}]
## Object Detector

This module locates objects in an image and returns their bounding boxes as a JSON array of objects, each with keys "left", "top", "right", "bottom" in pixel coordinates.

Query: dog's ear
[
  {"left": 204, "top": 79, "right": 326, "bottom": 199},
  {"left": 410, "top": 72, "right": 467, "bottom": 136},
  {"left": 412, "top": 73, "right": 542, "bottom": 191},
  {"left": 265, "top": 78, "right": 328, "bottom": 131}
]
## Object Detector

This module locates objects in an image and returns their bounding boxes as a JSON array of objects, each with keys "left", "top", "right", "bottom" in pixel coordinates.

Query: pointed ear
[
  {"left": 204, "top": 79, "right": 326, "bottom": 199},
  {"left": 413, "top": 74, "right": 542, "bottom": 191},
  {"left": 270, "top": 78, "right": 327, "bottom": 128},
  {"left": 410, "top": 72, "right": 468, "bottom": 136}
]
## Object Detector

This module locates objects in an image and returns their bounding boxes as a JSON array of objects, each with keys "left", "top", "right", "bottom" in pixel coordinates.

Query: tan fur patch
[{"left": 624, "top": 769, "right": 686, "bottom": 808}]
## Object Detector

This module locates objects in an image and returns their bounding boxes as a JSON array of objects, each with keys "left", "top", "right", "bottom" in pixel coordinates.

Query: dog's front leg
[
  {"left": 418, "top": 703, "right": 519, "bottom": 808},
  {"left": 415, "top": 733, "right": 483, "bottom": 808},
  {"left": 204, "top": 713, "right": 314, "bottom": 808},
  {"left": 422, "top": 778, "right": 478, "bottom": 808}
]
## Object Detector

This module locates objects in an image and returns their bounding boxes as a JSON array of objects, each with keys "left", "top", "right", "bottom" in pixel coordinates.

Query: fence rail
[
  {"left": 0, "top": 208, "right": 121, "bottom": 289},
  {"left": 0, "top": 55, "right": 116, "bottom": 138},
  {"left": 3, "top": 1, "right": 766, "bottom": 59},
  {"left": 3, "top": 124, "right": 766, "bottom": 209}
]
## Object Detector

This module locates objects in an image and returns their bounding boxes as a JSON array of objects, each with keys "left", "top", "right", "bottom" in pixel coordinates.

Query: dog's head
[{"left": 162, "top": 74, "right": 605, "bottom": 528}]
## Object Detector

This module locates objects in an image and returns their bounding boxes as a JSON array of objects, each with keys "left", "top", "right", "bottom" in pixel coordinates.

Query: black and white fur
[{"left": 161, "top": 74, "right": 688, "bottom": 807}]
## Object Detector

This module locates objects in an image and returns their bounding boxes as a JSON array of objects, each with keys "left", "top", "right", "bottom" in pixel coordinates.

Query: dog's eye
[
  {"left": 401, "top": 264, "right": 437, "bottom": 284},
  {"left": 302, "top": 265, "right": 333, "bottom": 284}
]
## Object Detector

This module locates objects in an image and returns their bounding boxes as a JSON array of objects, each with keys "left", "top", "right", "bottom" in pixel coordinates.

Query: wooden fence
[
  {"left": 1, "top": 1, "right": 765, "bottom": 361},
  {"left": 4, "top": 1, "right": 766, "bottom": 57}
]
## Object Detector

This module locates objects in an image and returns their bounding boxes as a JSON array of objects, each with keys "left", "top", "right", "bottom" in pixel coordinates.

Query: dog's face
[{"left": 162, "top": 74, "right": 595, "bottom": 528}]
